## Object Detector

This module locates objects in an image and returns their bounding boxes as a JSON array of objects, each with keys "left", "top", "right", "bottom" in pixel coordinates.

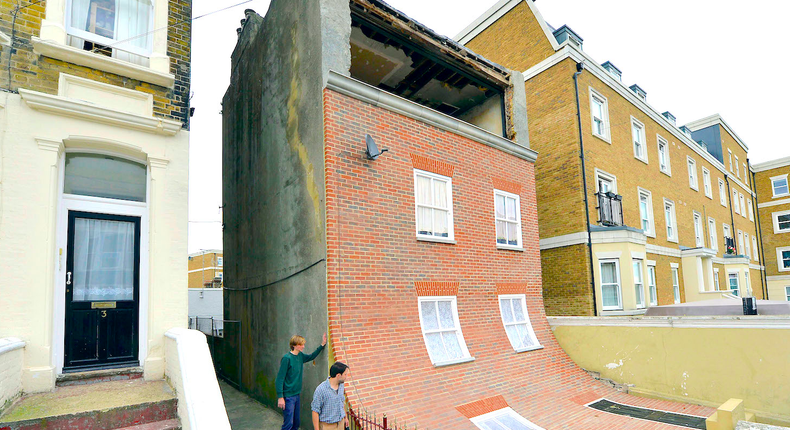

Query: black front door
[{"left": 64, "top": 211, "right": 141, "bottom": 371}]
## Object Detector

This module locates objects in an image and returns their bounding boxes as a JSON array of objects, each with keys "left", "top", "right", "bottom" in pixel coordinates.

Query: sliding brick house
[{"left": 222, "top": 0, "right": 716, "bottom": 428}]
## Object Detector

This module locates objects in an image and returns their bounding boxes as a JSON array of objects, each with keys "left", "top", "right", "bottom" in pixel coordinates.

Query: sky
[{"left": 187, "top": 0, "right": 790, "bottom": 253}]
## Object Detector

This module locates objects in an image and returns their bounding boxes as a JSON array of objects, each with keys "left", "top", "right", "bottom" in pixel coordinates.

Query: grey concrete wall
[{"left": 221, "top": 0, "right": 350, "bottom": 425}]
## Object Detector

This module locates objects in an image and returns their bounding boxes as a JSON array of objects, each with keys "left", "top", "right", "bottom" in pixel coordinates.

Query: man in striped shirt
[{"left": 311, "top": 362, "right": 349, "bottom": 430}]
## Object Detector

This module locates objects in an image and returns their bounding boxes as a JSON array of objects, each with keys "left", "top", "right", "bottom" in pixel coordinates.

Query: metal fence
[
  {"left": 596, "top": 191, "right": 623, "bottom": 227},
  {"left": 188, "top": 316, "right": 243, "bottom": 389},
  {"left": 348, "top": 407, "right": 416, "bottom": 430}
]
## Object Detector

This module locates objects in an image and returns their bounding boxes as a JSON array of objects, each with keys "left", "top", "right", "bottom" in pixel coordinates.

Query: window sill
[
  {"left": 635, "top": 156, "right": 649, "bottom": 165},
  {"left": 660, "top": 169, "right": 671, "bottom": 177},
  {"left": 497, "top": 244, "right": 525, "bottom": 252},
  {"left": 592, "top": 133, "right": 611, "bottom": 144},
  {"left": 690, "top": 185, "right": 699, "bottom": 192},
  {"left": 31, "top": 37, "right": 175, "bottom": 88},
  {"left": 772, "top": 193, "right": 790, "bottom": 199},
  {"left": 417, "top": 236, "right": 456, "bottom": 245},
  {"left": 514, "top": 345, "right": 543, "bottom": 353},
  {"left": 600, "top": 309, "right": 646, "bottom": 316},
  {"left": 432, "top": 356, "right": 475, "bottom": 368},
  {"left": 705, "top": 194, "right": 713, "bottom": 200}
]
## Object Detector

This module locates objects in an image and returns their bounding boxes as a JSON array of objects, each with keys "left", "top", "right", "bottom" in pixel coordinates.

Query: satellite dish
[{"left": 365, "top": 134, "right": 389, "bottom": 160}]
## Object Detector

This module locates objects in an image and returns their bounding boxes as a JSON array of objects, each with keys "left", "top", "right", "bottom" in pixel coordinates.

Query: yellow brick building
[
  {"left": 188, "top": 250, "right": 223, "bottom": 289},
  {"left": 753, "top": 157, "right": 790, "bottom": 301},
  {"left": 457, "top": 0, "right": 765, "bottom": 316}
]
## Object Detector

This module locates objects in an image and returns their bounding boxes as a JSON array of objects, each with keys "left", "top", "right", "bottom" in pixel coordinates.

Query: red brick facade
[{"left": 323, "top": 88, "right": 711, "bottom": 429}]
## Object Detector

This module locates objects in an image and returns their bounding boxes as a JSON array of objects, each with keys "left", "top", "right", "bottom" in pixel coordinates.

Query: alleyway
[{"left": 219, "top": 380, "right": 282, "bottom": 429}]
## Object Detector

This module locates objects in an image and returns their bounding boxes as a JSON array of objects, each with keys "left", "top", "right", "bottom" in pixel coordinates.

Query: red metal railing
[{"left": 347, "top": 406, "right": 414, "bottom": 430}]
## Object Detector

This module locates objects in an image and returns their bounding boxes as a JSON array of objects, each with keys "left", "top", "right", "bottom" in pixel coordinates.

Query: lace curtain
[
  {"left": 67, "top": 0, "right": 151, "bottom": 66},
  {"left": 73, "top": 218, "right": 135, "bottom": 302}
]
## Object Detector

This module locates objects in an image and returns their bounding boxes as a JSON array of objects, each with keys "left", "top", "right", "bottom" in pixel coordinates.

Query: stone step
[
  {"left": 114, "top": 419, "right": 181, "bottom": 430},
  {"left": 56, "top": 367, "right": 143, "bottom": 387}
]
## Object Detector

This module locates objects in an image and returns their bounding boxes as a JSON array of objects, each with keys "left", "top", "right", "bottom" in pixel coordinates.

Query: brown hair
[{"left": 289, "top": 335, "right": 305, "bottom": 351}]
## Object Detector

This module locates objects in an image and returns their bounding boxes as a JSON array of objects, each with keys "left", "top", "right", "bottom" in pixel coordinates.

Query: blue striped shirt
[{"left": 311, "top": 379, "right": 346, "bottom": 423}]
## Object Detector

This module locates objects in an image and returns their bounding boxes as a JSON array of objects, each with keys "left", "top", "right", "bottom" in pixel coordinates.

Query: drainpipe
[
  {"left": 572, "top": 62, "right": 598, "bottom": 316},
  {"left": 725, "top": 176, "right": 738, "bottom": 255},
  {"left": 749, "top": 160, "right": 769, "bottom": 299}
]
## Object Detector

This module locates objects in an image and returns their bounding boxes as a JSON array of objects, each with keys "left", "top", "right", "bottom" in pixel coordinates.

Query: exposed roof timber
[
  {"left": 350, "top": 0, "right": 510, "bottom": 87},
  {"left": 684, "top": 114, "right": 749, "bottom": 153},
  {"left": 454, "top": 0, "right": 559, "bottom": 50}
]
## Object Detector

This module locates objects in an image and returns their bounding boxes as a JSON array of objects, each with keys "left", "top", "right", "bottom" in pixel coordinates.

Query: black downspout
[
  {"left": 750, "top": 161, "right": 769, "bottom": 299},
  {"left": 573, "top": 62, "right": 598, "bottom": 316},
  {"left": 725, "top": 176, "right": 738, "bottom": 254}
]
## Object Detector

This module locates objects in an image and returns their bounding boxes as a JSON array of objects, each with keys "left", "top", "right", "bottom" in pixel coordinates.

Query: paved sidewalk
[{"left": 219, "top": 380, "right": 283, "bottom": 429}]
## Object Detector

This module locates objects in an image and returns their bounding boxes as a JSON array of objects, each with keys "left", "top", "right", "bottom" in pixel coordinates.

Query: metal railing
[
  {"left": 595, "top": 192, "right": 623, "bottom": 227},
  {"left": 188, "top": 317, "right": 242, "bottom": 389},
  {"left": 725, "top": 236, "right": 736, "bottom": 254},
  {"left": 348, "top": 407, "right": 416, "bottom": 430}
]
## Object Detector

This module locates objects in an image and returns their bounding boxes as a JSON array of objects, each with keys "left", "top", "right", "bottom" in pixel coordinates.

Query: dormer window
[
  {"left": 679, "top": 125, "right": 692, "bottom": 138},
  {"left": 629, "top": 84, "right": 646, "bottom": 101},
  {"left": 552, "top": 25, "right": 583, "bottom": 50},
  {"left": 662, "top": 111, "right": 676, "bottom": 125},
  {"left": 67, "top": 0, "right": 153, "bottom": 60},
  {"left": 601, "top": 61, "right": 621, "bottom": 82}
]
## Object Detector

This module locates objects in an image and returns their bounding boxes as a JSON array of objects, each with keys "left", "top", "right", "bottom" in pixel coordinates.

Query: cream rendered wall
[
  {"left": 767, "top": 277, "right": 790, "bottom": 302},
  {"left": 592, "top": 241, "right": 648, "bottom": 314},
  {"left": 0, "top": 88, "right": 188, "bottom": 392}
]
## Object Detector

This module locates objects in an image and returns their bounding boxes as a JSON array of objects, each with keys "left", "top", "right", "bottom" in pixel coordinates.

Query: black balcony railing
[
  {"left": 596, "top": 192, "right": 624, "bottom": 227},
  {"left": 725, "top": 236, "right": 736, "bottom": 254}
]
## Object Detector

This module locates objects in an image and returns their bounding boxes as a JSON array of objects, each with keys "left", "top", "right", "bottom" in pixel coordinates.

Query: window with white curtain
[
  {"left": 633, "top": 260, "right": 645, "bottom": 309},
  {"left": 418, "top": 297, "right": 471, "bottom": 365},
  {"left": 748, "top": 199, "right": 754, "bottom": 221},
  {"left": 752, "top": 236, "right": 759, "bottom": 261},
  {"left": 672, "top": 268, "right": 680, "bottom": 304},
  {"left": 414, "top": 170, "right": 453, "bottom": 241},
  {"left": 73, "top": 218, "right": 135, "bottom": 301},
  {"left": 714, "top": 268, "right": 720, "bottom": 291},
  {"left": 733, "top": 190, "right": 740, "bottom": 214},
  {"left": 600, "top": 260, "right": 622, "bottom": 310},
  {"left": 67, "top": 0, "right": 153, "bottom": 64},
  {"left": 498, "top": 295, "right": 541, "bottom": 352},
  {"left": 647, "top": 264, "right": 657, "bottom": 306},
  {"left": 494, "top": 190, "right": 522, "bottom": 248}
]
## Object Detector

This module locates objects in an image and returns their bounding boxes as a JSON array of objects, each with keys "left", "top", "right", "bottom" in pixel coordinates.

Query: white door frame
[{"left": 52, "top": 150, "right": 151, "bottom": 374}]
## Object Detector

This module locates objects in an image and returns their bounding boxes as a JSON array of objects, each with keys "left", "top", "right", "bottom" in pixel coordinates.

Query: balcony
[
  {"left": 724, "top": 236, "right": 736, "bottom": 255},
  {"left": 596, "top": 192, "right": 623, "bottom": 227}
]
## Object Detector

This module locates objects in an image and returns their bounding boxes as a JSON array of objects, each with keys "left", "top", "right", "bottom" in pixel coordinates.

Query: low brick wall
[{"left": 0, "top": 338, "right": 25, "bottom": 414}]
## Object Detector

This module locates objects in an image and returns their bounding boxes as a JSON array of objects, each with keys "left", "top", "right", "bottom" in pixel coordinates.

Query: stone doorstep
[
  {"left": 56, "top": 367, "right": 144, "bottom": 387},
  {"left": 0, "top": 399, "right": 178, "bottom": 430},
  {"left": 115, "top": 418, "right": 182, "bottom": 430}
]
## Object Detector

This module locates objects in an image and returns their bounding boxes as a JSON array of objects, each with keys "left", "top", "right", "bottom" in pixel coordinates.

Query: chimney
[
  {"left": 553, "top": 25, "right": 583, "bottom": 50},
  {"left": 601, "top": 61, "right": 622, "bottom": 82},
  {"left": 662, "top": 111, "right": 676, "bottom": 125},
  {"left": 629, "top": 84, "right": 646, "bottom": 101}
]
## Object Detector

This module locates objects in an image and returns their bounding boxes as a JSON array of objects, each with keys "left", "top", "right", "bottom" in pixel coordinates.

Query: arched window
[{"left": 64, "top": 153, "right": 147, "bottom": 202}]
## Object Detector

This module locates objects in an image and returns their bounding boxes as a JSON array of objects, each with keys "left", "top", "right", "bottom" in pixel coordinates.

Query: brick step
[
  {"left": 56, "top": 367, "right": 143, "bottom": 387},
  {"left": 114, "top": 418, "right": 181, "bottom": 430}
]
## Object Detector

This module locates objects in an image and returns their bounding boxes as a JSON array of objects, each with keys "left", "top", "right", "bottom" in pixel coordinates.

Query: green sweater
[{"left": 275, "top": 344, "right": 325, "bottom": 398}]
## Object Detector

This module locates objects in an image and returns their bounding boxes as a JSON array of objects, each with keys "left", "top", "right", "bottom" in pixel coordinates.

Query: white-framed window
[
  {"left": 664, "top": 199, "right": 678, "bottom": 242},
  {"left": 66, "top": 0, "right": 155, "bottom": 58},
  {"left": 774, "top": 210, "right": 790, "bottom": 234},
  {"left": 752, "top": 236, "right": 759, "bottom": 261},
  {"left": 714, "top": 268, "right": 720, "bottom": 291},
  {"left": 638, "top": 188, "right": 655, "bottom": 237},
  {"left": 494, "top": 190, "right": 522, "bottom": 248},
  {"left": 217, "top": 256, "right": 223, "bottom": 267},
  {"left": 733, "top": 190, "right": 740, "bottom": 214},
  {"left": 786, "top": 286, "right": 790, "bottom": 302},
  {"left": 600, "top": 259, "right": 622, "bottom": 310},
  {"left": 738, "top": 230, "right": 745, "bottom": 255},
  {"left": 702, "top": 168, "right": 712, "bottom": 198},
  {"left": 744, "top": 164, "right": 748, "bottom": 186},
  {"left": 777, "top": 247, "right": 790, "bottom": 272},
  {"left": 728, "top": 149, "right": 733, "bottom": 172},
  {"left": 417, "top": 296, "right": 471, "bottom": 365},
  {"left": 744, "top": 270, "right": 751, "bottom": 297},
  {"left": 217, "top": 272, "right": 223, "bottom": 281},
  {"left": 590, "top": 88, "right": 610, "bottom": 142},
  {"left": 708, "top": 217, "right": 718, "bottom": 250},
  {"left": 498, "top": 295, "right": 542, "bottom": 352},
  {"left": 414, "top": 170, "right": 454, "bottom": 241},
  {"left": 718, "top": 179, "right": 727, "bottom": 207},
  {"left": 693, "top": 212, "right": 704, "bottom": 247},
  {"left": 631, "top": 117, "right": 648, "bottom": 163},
  {"left": 672, "top": 267, "right": 680, "bottom": 304},
  {"left": 735, "top": 155, "right": 740, "bottom": 178},
  {"left": 739, "top": 193, "right": 746, "bottom": 218},
  {"left": 647, "top": 263, "right": 657, "bottom": 306},
  {"left": 687, "top": 157, "right": 698, "bottom": 190},
  {"left": 633, "top": 259, "right": 645, "bottom": 309},
  {"left": 595, "top": 169, "right": 617, "bottom": 194},
  {"left": 470, "top": 407, "right": 544, "bottom": 430},
  {"left": 657, "top": 136, "right": 671, "bottom": 175},
  {"left": 744, "top": 233, "right": 751, "bottom": 260},
  {"left": 747, "top": 199, "right": 754, "bottom": 222},
  {"left": 772, "top": 175, "right": 790, "bottom": 198},
  {"left": 728, "top": 272, "right": 740, "bottom": 296},
  {"left": 723, "top": 223, "right": 731, "bottom": 242}
]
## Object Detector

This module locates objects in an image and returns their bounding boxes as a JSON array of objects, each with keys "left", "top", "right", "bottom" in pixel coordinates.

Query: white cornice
[
  {"left": 684, "top": 114, "right": 749, "bottom": 153},
  {"left": 757, "top": 198, "right": 790, "bottom": 209},
  {"left": 539, "top": 232, "right": 587, "bottom": 250},
  {"left": 591, "top": 229, "right": 645, "bottom": 245},
  {"left": 455, "top": 0, "right": 559, "bottom": 51},
  {"left": 31, "top": 37, "right": 175, "bottom": 88},
  {"left": 19, "top": 89, "right": 182, "bottom": 136},
  {"left": 752, "top": 156, "right": 790, "bottom": 173},
  {"left": 680, "top": 247, "right": 717, "bottom": 258},
  {"left": 646, "top": 244, "right": 681, "bottom": 258},
  {"left": 325, "top": 71, "right": 538, "bottom": 163},
  {"left": 523, "top": 46, "right": 755, "bottom": 197},
  {"left": 0, "top": 337, "right": 25, "bottom": 355},
  {"left": 767, "top": 275, "right": 790, "bottom": 281},
  {"left": 548, "top": 316, "right": 790, "bottom": 330}
]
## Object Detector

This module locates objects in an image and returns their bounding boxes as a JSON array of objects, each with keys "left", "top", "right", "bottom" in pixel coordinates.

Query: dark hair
[{"left": 330, "top": 361, "right": 348, "bottom": 378}]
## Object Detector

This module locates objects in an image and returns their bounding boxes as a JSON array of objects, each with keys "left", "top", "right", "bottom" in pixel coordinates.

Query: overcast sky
[{"left": 188, "top": 0, "right": 790, "bottom": 253}]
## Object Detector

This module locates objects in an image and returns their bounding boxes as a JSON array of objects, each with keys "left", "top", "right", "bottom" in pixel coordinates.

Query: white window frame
[
  {"left": 631, "top": 117, "right": 648, "bottom": 163},
  {"left": 647, "top": 262, "right": 657, "bottom": 306},
  {"left": 744, "top": 233, "right": 751, "bottom": 261},
  {"left": 728, "top": 271, "right": 740, "bottom": 296},
  {"left": 633, "top": 259, "right": 646, "bottom": 309},
  {"left": 777, "top": 246, "right": 790, "bottom": 273},
  {"left": 708, "top": 217, "right": 718, "bottom": 250},
  {"left": 217, "top": 272, "right": 223, "bottom": 281},
  {"left": 64, "top": 0, "right": 156, "bottom": 57},
  {"left": 752, "top": 236, "right": 759, "bottom": 261},
  {"left": 414, "top": 169, "right": 454, "bottom": 242},
  {"left": 723, "top": 223, "right": 731, "bottom": 242},
  {"left": 663, "top": 198, "right": 678, "bottom": 243},
  {"left": 599, "top": 259, "right": 622, "bottom": 311},
  {"left": 744, "top": 163, "right": 748, "bottom": 186},
  {"left": 728, "top": 149, "right": 733, "bottom": 172},
  {"left": 217, "top": 257, "right": 223, "bottom": 267},
  {"left": 672, "top": 266, "right": 680, "bottom": 304},
  {"left": 747, "top": 199, "right": 754, "bottom": 222},
  {"left": 594, "top": 168, "right": 618, "bottom": 194},
  {"left": 718, "top": 178, "right": 727, "bottom": 207},
  {"left": 735, "top": 155, "right": 740, "bottom": 179},
  {"left": 714, "top": 268, "right": 721, "bottom": 291},
  {"left": 687, "top": 157, "right": 698, "bottom": 191},
  {"left": 702, "top": 168, "right": 712, "bottom": 199},
  {"left": 637, "top": 187, "right": 655, "bottom": 237},
  {"left": 733, "top": 190, "right": 740, "bottom": 214},
  {"left": 498, "top": 294, "right": 542, "bottom": 353},
  {"left": 738, "top": 230, "right": 745, "bottom": 255},
  {"left": 739, "top": 193, "right": 746, "bottom": 219},
  {"left": 417, "top": 296, "right": 472, "bottom": 366},
  {"left": 470, "top": 407, "right": 544, "bottom": 430},
  {"left": 589, "top": 88, "right": 611, "bottom": 142},
  {"left": 494, "top": 189, "right": 523, "bottom": 249},
  {"left": 693, "top": 211, "right": 704, "bottom": 247},
  {"left": 657, "top": 135, "right": 671, "bottom": 176},
  {"left": 774, "top": 209, "right": 790, "bottom": 234},
  {"left": 785, "top": 286, "right": 790, "bottom": 302},
  {"left": 772, "top": 174, "right": 790, "bottom": 198}
]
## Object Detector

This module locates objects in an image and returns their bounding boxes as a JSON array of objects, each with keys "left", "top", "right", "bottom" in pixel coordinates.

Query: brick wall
[
  {"left": 0, "top": 0, "right": 191, "bottom": 126},
  {"left": 0, "top": 342, "right": 23, "bottom": 413},
  {"left": 540, "top": 244, "right": 593, "bottom": 316},
  {"left": 755, "top": 165, "right": 790, "bottom": 277},
  {"left": 322, "top": 88, "right": 641, "bottom": 429}
]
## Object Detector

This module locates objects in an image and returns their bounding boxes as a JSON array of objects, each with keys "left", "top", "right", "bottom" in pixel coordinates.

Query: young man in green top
[{"left": 276, "top": 333, "right": 327, "bottom": 430}]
